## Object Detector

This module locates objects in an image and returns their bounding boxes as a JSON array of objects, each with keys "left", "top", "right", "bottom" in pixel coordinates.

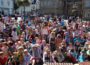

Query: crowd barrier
[
  {"left": 44, "top": 62, "right": 90, "bottom": 65},
  {"left": 44, "top": 63, "right": 74, "bottom": 65}
]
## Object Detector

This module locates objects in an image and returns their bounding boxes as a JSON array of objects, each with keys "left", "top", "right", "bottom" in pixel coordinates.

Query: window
[
  {"left": 85, "top": 0, "right": 90, "bottom": 7},
  {"left": 1, "top": 0, "right": 3, "bottom": 5},
  {"left": 7, "top": 1, "right": 10, "bottom": 6}
]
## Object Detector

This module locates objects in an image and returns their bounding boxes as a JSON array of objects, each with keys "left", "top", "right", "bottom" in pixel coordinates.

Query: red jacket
[{"left": 0, "top": 56, "right": 8, "bottom": 65}]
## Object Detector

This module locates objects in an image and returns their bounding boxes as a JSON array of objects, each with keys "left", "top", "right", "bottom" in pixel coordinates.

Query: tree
[
  {"left": 14, "top": 2, "right": 19, "bottom": 10},
  {"left": 16, "top": 0, "right": 30, "bottom": 6},
  {"left": 15, "top": 0, "right": 30, "bottom": 21}
]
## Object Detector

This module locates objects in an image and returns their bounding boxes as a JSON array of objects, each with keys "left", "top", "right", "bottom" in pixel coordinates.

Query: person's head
[
  {"left": 69, "top": 43, "right": 73, "bottom": 46},
  {"left": 13, "top": 28, "right": 16, "bottom": 31},
  {"left": 22, "top": 32, "right": 25, "bottom": 35},
  {"left": 18, "top": 46, "right": 24, "bottom": 53},
  {"left": 47, "top": 50, "right": 51, "bottom": 56},
  {"left": 24, "top": 49, "right": 28, "bottom": 55},
  {"left": 87, "top": 32, "right": 90, "bottom": 40},
  {"left": 32, "top": 46, "right": 37, "bottom": 50},
  {"left": 20, "top": 35, "right": 24, "bottom": 39},
  {"left": 0, "top": 51, "right": 4, "bottom": 58},
  {"left": 51, "top": 32, "right": 55, "bottom": 36},
  {"left": 80, "top": 51, "right": 83, "bottom": 55},
  {"left": 18, "top": 41, "right": 21, "bottom": 45},
  {"left": 57, "top": 34, "right": 61, "bottom": 38},
  {"left": 42, "top": 40, "right": 46, "bottom": 44},
  {"left": 7, "top": 37, "right": 12, "bottom": 41},
  {"left": 0, "top": 43, "right": 2, "bottom": 47},
  {"left": 7, "top": 40, "right": 13, "bottom": 46},
  {"left": 44, "top": 22, "right": 48, "bottom": 26},
  {"left": 75, "top": 41, "right": 80, "bottom": 46},
  {"left": 53, "top": 50, "right": 57, "bottom": 56},
  {"left": 20, "top": 37, "right": 24, "bottom": 42},
  {"left": 13, "top": 52, "right": 18, "bottom": 56},
  {"left": 61, "top": 42, "right": 66, "bottom": 48},
  {"left": 44, "top": 45, "right": 49, "bottom": 52},
  {"left": 88, "top": 45, "right": 90, "bottom": 50},
  {"left": 35, "top": 37, "right": 39, "bottom": 40},
  {"left": 71, "top": 49, "right": 74, "bottom": 53},
  {"left": 2, "top": 42, "right": 7, "bottom": 46}
]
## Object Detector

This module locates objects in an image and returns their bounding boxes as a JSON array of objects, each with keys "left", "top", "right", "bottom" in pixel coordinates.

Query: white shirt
[{"left": 11, "top": 31, "right": 18, "bottom": 41}]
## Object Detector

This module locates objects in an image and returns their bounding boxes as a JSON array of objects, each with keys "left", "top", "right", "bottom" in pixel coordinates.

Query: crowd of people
[{"left": 0, "top": 15, "right": 90, "bottom": 65}]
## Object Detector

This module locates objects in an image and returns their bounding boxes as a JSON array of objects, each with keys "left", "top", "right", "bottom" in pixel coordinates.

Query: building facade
[
  {"left": 0, "top": 0, "right": 14, "bottom": 15},
  {"left": 16, "top": 0, "right": 90, "bottom": 19},
  {"left": 62, "top": 0, "right": 83, "bottom": 18},
  {"left": 83, "top": 0, "right": 90, "bottom": 19},
  {"left": 62, "top": 0, "right": 90, "bottom": 19},
  {"left": 17, "top": 0, "right": 40, "bottom": 14},
  {"left": 39, "top": 0, "right": 63, "bottom": 15},
  {"left": 39, "top": 0, "right": 90, "bottom": 19}
]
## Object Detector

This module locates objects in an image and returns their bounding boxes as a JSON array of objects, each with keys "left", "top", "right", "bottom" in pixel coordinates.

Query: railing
[
  {"left": 79, "top": 62, "right": 90, "bottom": 65},
  {"left": 45, "top": 63, "right": 74, "bottom": 65},
  {"left": 44, "top": 62, "right": 90, "bottom": 65}
]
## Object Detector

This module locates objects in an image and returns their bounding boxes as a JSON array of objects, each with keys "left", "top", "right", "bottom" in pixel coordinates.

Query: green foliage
[
  {"left": 14, "top": 2, "right": 19, "bottom": 10},
  {"left": 16, "top": 0, "right": 30, "bottom": 6}
]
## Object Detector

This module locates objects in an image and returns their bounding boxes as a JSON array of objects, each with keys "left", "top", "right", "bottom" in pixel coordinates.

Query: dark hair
[
  {"left": 57, "top": 35, "right": 61, "bottom": 38},
  {"left": 13, "top": 28, "right": 16, "bottom": 31},
  {"left": 71, "top": 49, "right": 74, "bottom": 52}
]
